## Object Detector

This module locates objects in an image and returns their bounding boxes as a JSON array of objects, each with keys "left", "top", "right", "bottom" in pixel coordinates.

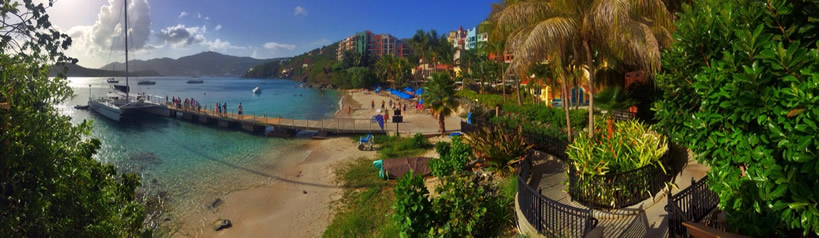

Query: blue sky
[{"left": 47, "top": 0, "right": 496, "bottom": 68}]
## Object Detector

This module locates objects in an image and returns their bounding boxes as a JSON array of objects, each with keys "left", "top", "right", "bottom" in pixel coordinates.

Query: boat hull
[{"left": 89, "top": 100, "right": 121, "bottom": 121}]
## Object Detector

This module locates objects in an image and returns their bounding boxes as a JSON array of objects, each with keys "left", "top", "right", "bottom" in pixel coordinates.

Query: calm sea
[{"left": 61, "top": 76, "right": 340, "bottom": 222}]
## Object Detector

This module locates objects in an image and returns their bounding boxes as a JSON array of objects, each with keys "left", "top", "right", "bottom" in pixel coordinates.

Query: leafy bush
[
  {"left": 430, "top": 136, "right": 474, "bottom": 178},
  {"left": 655, "top": 0, "right": 819, "bottom": 235},
  {"left": 466, "top": 125, "right": 533, "bottom": 172},
  {"left": 412, "top": 133, "right": 430, "bottom": 148},
  {"left": 324, "top": 158, "right": 398, "bottom": 237},
  {"left": 392, "top": 172, "right": 434, "bottom": 238},
  {"left": 566, "top": 118, "right": 668, "bottom": 175},
  {"left": 429, "top": 175, "right": 493, "bottom": 237}
]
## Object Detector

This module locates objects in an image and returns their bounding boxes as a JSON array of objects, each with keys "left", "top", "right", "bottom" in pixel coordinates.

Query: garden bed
[{"left": 567, "top": 150, "right": 672, "bottom": 209}]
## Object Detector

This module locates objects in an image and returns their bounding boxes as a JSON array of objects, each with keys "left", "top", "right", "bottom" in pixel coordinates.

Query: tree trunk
[
  {"left": 583, "top": 40, "right": 595, "bottom": 138},
  {"left": 500, "top": 54, "right": 507, "bottom": 101},
  {"left": 439, "top": 113, "right": 446, "bottom": 135},
  {"left": 516, "top": 73, "right": 522, "bottom": 105},
  {"left": 559, "top": 69, "right": 573, "bottom": 142}
]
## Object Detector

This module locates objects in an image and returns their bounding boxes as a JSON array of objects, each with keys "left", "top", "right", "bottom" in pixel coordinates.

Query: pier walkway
[{"left": 166, "top": 105, "right": 386, "bottom": 137}]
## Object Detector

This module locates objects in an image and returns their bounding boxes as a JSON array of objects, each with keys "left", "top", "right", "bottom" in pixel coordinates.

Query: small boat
[
  {"left": 186, "top": 79, "right": 204, "bottom": 84},
  {"left": 137, "top": 80, "right": 156, "bottom": 85},
  {"left": 74, "top": 105, "right": 89, "bottom": 110},
  {"left": 252, "top": 86, "right": 261, "bottom": 94},
  {"left": 107, "top": 78, "right": 119, "bottom": 83}
]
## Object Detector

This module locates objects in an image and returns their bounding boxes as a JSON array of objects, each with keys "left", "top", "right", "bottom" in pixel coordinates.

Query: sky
[{"left": 44, "top": 0, "right": 497, "bottom": 68}]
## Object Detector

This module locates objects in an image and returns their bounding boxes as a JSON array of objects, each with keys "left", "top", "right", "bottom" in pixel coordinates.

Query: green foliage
[
  {"left": 0, "top": 1, "right": 146, "bottom": 235},
  {"left": 332, "top": 67, "right": 379, "bottom": 89},
  {"left": 655, "top": 0, "right": 819, "bottom": 235},
  {"left": 377, "top": 135, "right": 431, "bottom": 159},
  {"left": 430, "top": 136, "right": 475, "bottom": 178},
  {"left": 324, "top": 158, "right": 398, "bottom": 238},
  {"left": 422, "top": 73, "right": 460, "bottom": 134},
  {"left": 567, "top": 118, "right": 668, "bottom": 175},
  {"left": 428, "top": 175, "right": 490, "bottom": 237},
  {"left": 393, "top": 172, "right": 434, "bottom": 238},
  {"left": 593, "top": 87, "right": 635, "bottom": 112},
  {"left": 466, "top": 126, "right": 533, "bottom": 172}
]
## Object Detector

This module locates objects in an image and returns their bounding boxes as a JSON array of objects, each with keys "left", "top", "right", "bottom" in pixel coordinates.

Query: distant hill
[
  {"left": 100, "top": 51, "right": 278, "bottom": 77},
  {"left": 49, "top": 63, "right": 160, "bottom": 77},
  {"left": 243, "top": 42, "right": 339, "bottom": 86}
]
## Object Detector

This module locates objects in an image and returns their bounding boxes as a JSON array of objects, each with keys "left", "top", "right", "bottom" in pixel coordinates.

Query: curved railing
[
  {"left": 518, "top": 156, "right": 598, "bottom": 237},
  {"left": 567, "top": 155, "right": 672, "bottom": 209}
]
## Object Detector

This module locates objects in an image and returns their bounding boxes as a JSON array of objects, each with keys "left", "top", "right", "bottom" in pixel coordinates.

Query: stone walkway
[{"left": 527, "top": 144, "right": 710, "bottom": 238}]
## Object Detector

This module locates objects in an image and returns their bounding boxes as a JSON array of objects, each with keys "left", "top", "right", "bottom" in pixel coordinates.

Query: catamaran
[{"left": 88, "top": 0, "right": 168, "bottom": 121}]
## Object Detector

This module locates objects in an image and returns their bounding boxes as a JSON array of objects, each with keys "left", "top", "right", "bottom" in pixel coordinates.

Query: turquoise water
[{"left": 61, "top": 77, "right": 340, "bottom": 220}]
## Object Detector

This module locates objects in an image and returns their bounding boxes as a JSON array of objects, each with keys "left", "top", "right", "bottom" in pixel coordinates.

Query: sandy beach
[{"left": 173, "top": 89, "right": 461, "bottom": 237}]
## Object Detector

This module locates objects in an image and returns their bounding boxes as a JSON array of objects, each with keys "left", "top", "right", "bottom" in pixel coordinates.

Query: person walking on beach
[
  {"left": 371, "top": 100, "right": 375, "bottom": 110},
  {"left": 347, "top": 106, "right": 352, "bottom": 115},
  {"left": 381, "top": 100, "right": 385, "bottom": 109}
]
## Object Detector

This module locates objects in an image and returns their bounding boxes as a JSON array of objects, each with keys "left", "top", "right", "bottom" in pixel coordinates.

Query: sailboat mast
[{"left": 124, "top": 0, "right": 129, "bottom": 101}]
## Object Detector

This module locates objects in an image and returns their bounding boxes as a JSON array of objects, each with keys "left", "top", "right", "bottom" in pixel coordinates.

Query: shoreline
[
  {"left": 172, "top": 90, "right": 373, "bottom": 237},
  {"left": 171, "top": 89, "right": 462, "bottom": 237}
]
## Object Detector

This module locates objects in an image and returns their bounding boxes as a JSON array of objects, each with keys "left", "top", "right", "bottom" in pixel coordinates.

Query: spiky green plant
[{"left": 466, "top": 125, "right": 534, "bottom": 172}]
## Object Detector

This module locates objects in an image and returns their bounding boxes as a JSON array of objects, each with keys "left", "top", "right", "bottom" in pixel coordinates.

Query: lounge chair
[{"left": 358, "top": 134, "right": 373, "bottom": 150}]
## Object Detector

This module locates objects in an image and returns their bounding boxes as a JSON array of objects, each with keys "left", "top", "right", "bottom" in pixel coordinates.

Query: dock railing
[{"left": 168, "top": 105, "right": 384, "bottom": 133}]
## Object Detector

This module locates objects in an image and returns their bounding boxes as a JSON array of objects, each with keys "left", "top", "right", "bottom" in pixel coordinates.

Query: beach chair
[{"left": 358, "top": 134, "right": 373, "bottom": 150}]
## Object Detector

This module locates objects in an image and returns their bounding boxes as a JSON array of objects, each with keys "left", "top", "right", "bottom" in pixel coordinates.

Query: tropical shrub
[
  {"left": 412, "top": 133, "right": 430, "bottom": 149},
  {"left": 392, "top": 172, "right": 434, "bottom": 238},
  {"left": 1, "top": 1, "right": 147, "bottom": 235},
  {"left": 466, "top": 125, "right": 533, "bottom": 172},
  {"left": 430, "top": 136, "right": 474, "bottom": 178},
  {"left": 429, "top": 175, "right": 494, "bottom": 237},
  {"left": 567, "top": 118, "right": 668, "bottom": 175},
  {"left": 655, "top": 0, "right": 819, "bottom": 235}
]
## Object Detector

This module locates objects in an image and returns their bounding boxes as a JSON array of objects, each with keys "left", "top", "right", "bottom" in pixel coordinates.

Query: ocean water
[{"left": 60, "top": 77, "right": 340, "bottom": 221}]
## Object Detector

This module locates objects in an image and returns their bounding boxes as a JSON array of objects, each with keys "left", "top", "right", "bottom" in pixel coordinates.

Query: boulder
[{"left": 212, "top": 218, "right": 232, "bottom": 231}]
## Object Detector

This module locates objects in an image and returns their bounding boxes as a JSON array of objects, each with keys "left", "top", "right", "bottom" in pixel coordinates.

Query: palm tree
[
  {"left": 422, "top": 73, "right": 459, "bottom": 135},
  {"left": 497, "top": 0, "right": 673, "bottom": 138},
  {"left": 375, "top": 54, "right": 395, "bottom": 85}
]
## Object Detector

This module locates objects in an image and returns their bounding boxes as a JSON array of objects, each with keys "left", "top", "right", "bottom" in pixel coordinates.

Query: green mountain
[
  {"left": 100, "top": 51, "right": 278, "bottom": 77},
  {"left": 49, "top": 63, "right": 160, "bottom": 77},
  {"left": 243, "top": 42, "right": 339, "bottom": 85}
]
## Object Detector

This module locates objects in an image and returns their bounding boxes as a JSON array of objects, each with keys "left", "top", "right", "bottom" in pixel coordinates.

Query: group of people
[
  {"left": 166, "top": 96, "right": 243, "bottom": 117},
  {"left": 214, "top": 102, "right": 243, "bottom": 116},
  {"left": 370, "top": 98, "right": 410, "bottom": 113},
  {"left": 170, "top": 96, "right": 201, "bottom": 112}
]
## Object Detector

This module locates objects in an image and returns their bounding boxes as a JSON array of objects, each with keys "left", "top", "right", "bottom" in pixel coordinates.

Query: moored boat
[{"left": 252, "top": 86, "right": 261, "bottom": 94}]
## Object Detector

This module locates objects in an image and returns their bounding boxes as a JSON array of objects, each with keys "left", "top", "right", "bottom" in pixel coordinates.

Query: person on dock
[
  {"left": 238, "top": 103, "right": 243, "bottom": 115},
  {"left": 216, "top": 102, "right": 220, "bottom": 114},
  {"left": 223, "top": 103, "right": 227, "bottom": 116}
]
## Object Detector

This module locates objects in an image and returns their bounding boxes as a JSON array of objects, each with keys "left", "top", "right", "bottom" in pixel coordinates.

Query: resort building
[
  {"left": 447, "top": 26, "right": 467, "bottom": 49},
  {"left": 465, "top": 27, "right": 477, "bottom": 50},
  {"left": 336, "top": 31, "right": 411, "bottom": 60}
]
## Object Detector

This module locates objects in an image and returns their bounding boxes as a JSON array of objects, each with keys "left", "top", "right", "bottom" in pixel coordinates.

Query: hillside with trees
[{"left": 242, "top": 42, "right": 339, "bottom": 86}]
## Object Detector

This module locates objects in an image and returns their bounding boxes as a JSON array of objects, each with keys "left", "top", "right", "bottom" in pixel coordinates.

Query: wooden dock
[{"left": 167, "top": 106, "right": 386, "bottom": 137}]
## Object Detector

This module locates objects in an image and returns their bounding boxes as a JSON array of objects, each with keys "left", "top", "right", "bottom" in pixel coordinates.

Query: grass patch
[
  {"left": 323, "top": 157, "right": 399, "bottom": 238},
  {"left": 376, "top": 133, "right": 432, "bottom": 159}
]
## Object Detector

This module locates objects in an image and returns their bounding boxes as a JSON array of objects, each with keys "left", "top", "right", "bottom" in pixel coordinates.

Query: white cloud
[
  {"left": 64, "top": 0, "right": 152, "bottom": 66},
  {"left": 178, "top": 11, "right": 188, "bottom": 18},
  {"left": 293, "top": 6, "right": 307, "bottom": 16},
  {"left": 157, "top": 24, "right": 205, "bottom": 48},
  {"left": 263, "top": 42, "right": 296, "bottom": 51},
  {"left": 202, "top": 38, "right": 245, "bottom": 52},
  {"left": 214, "top": 24, "right": 222, "bottom": 31}
]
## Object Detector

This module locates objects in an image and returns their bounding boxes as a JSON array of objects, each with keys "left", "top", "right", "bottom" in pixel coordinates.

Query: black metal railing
[
  {"left": 609, "top": 109, "right": 637, "bottom": 121},
  {"left": 568, "top": 162, "right": 671, "bottom": 209},
  {"left": 462, "top": 118, "right": 569, "bottom": 159},
  {"left": 665, "top": 176, "right": 720, "bottom": 237},
  {"left": 518, "top": 157, "right": 598, "bottom": 237}
]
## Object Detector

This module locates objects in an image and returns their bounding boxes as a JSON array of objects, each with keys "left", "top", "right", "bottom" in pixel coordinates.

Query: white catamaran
[{"left": 89, "top": 0, "right": 168, "bottom": 121}]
